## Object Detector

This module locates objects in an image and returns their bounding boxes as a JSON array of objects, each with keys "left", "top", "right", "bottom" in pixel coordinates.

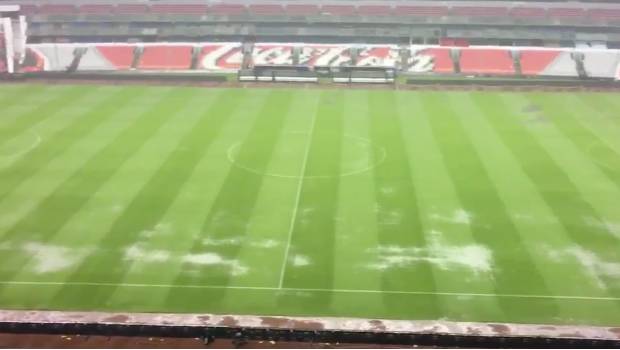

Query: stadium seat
[
  {"left": 252, "top": 44, "right": 294, "bottom": 65},
  {"left": 285, "top": 4, "right": 319, "bottom": 16},
  {"left": 536, "top": 51, "right": 578, "bottom": 77},
  {"left": 451, "top": 6, "right": 508, "bottom": 17},
  {"left": 95, "top": 45, "right": 136, "bottom": 69},
  {"left": 138, "top": 45, "right": 194, "bottom": 70},
  {"left": 410, "top": 47, "right": 454, "bottom": 73},
  {"left": 248, "top": 4, "right": 284, "bottom": 15},
  {"left": 20, "top": 48, "right": 46, "bottom": 72},
  {"left": 115, "top": 4, "right": 149, "bottom": 14},
  {"left": 209, "top": 4, "right": 246, "bottom": 16},
  {"left": 519, "top": 49, "right": 562, "bottom": 75},
  {"left": 460, "top": 48, "right": 514, "bottom": 75},
  {"left": 588, "top": 8, "right": 620, "bottom": 21},
  {"left": 17, "top": 4, "right": 38, "bottom": 15},
  {"left": 393, "top": 6, "right": 448, "bottom": 16},
  {"left": 548, "top": 7, "right": 585, "bottom": 18},
  {"left": 151, "top": 4, "right": 207, "bottom": 14},
  {"left": 320, "top": 5, "right": 357, "bottom": 16},
  {"left": 197, "top": 43, "right": 242, "bottom": 70},
  {"left": 28, "top": 45, "right": 78, "bottom": 71},
  {"left": 357, "top": 5, "right": 392, "bottom": 16},
  {"left": 582, "top": 51, "right": 620, "bottom": 78},
  {"left": 510, "top": 6, "right": 547, "bottom": 18},
  {"left": 78, "top": 5, "right": 114, "bottom": 14},
  {"left": 39, "top": 4, "right": 76, "bottom": 14}
]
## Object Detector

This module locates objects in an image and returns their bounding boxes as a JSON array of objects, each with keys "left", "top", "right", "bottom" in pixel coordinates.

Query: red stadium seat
[
  {"left": 248, "top": 4, "right": 284, "bottom": 15},
  {"left": 286, "top": 4, "right": 319, "bottom": 16},
  {"left": 393, "top": 6, "right": 448, "bottom": 16},
  {"left": 151, "top": 4, "right": 207, "bottom": 14},
  {"left": 209, "top": 4, "right": 246, "bottom": 15},
  {"left": 358, "top": 5, "right": 392, "bottom": 16},
  {"left": 510, "top": 7, "right": 547, "bottom": 18},
  {"left": 18, "top": 4, "right": 38, "bottom": 14},
  {"left": 115, "top": 4, "right": 149, "bottom": 14},
  {"left": 519, "top": 50, "right": 562, "bottom": 75},
  {"left": 417, "top": 48, "right": 454, "bottom": 73},
  {"left": 588, "top": 8, "right": 620, "bottom": 20},
  {"left": 451, "top": 6, "right": 508, "bottom": 17},
  {"left": 460, "top": 48, "right": 514, "bottom": 75},
  {"left": 96, "top": 45, "right": 136, "bottom": 69},
  {"left": 139, "top": 45, "right": 193, "bottom": 70},
  {"left": 39, "top": 4, "right": 76, "bottom": 14},
  {"left": 320, "top": 5, "right": 357, "bottom": 16},
  {"left": 79, "top": 5, "right": 114, "bottom": 14},
  {"left": 548, "top": 7, "right": 584, "bottom": 18}
]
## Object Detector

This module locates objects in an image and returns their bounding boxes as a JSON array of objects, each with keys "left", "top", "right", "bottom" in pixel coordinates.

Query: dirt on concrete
[{"left": 0, "top": 333, "right": 406, "bottom": 349}]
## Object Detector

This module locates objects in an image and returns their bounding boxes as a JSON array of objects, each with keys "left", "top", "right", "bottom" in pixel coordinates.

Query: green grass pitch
[{"left": 0, "top": 83, "right": 619, "bottom": 326}]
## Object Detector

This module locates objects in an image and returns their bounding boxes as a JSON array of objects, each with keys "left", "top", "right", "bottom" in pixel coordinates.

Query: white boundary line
[
  {"left": 1, "top": 281, "right": 619, "bottom": 301},
  {"left": 277, "top": 106, "right": 319, "bottom": 289},
  {"left": 226, "top": 133, "right": 387, "bottom": 179}
]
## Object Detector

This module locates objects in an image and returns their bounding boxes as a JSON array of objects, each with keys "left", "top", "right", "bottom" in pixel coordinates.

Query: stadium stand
[
  {"left": 285, "top": 4, "right": 319, "bottom": 16},
  {"left": 409, "top": 47, "right": 454, "bottom": 73},
  {"left": 95, "top": 45, "right": 136, "bottom": 70},
  {"left": 320, "top": 5, "right": 356, "bottom": 16},
  {"left": 39, "top": 4, "right": 76, "bottom": 15},
  {"left": 20, "top": 47, "right": 45, "bottom": 72},
  {"left": 548, "top": 7, "right": 585, "bottom": 19},
  {"left": 210, "top": 4, "right": 246, "bottom": 16},
  {"left": 115, "top": 4, "right": 149, "bottom": 15},
  {"left": 29, "top": 44, "right": 76, "bottom": 71},
  {"left": 539, "top": 51, "right": 578, "bottom": 77},
  {"left": 519, "top": 49, "right": 562, "bottom": 75},
  {"left": 588, "top": 8, "right": 620, "bottom": 21},
  {"left": 252, "top": 44, "right": 293, "bottom": 65},
  {"left": 248, "top": 4, "right": 284, "bottom": 16},
  {"left": 197, "top": 43, "right": 242, "bottom": 70},
  {"left": 460, "top": 48, "right": 514, "bottom": 75},
  {"left": 451, "top": 6, "right": 509, "bottom": 17},
  {"left": 582, "top": 51, "right": 620, "bottom": 78},
  {"left": 78, "top": 45, "right": 118, "bottom": 71},
  {"left": 17, "top": 41, "right": 620, "bottom": 80},
  {"left": 138, "top": 45, "right": 193, "bottom": 70},
  {"left": 393, "top": 5, "right": 449, "bottom": 17},
  {"left": 150, "top": 4, "right": 207, "bottom": 15},
  {"left": 78, "top": 4, "right": 114, "bottom": 14},
  {"left": 510, "top": 6, "right": 547, "bottom": 18},
  {"left": 357, "top": 5, "right": 392, "bottom": 16}
]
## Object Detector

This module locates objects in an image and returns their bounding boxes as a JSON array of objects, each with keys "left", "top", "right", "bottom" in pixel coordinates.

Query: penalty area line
[{"left": 0, "top": 281, "right": 619, "bottom": 301}]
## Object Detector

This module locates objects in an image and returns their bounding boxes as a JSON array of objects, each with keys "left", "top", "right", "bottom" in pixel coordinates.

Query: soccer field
[{"left": 0, "top": 83, "right": 619, "bottom": 327}]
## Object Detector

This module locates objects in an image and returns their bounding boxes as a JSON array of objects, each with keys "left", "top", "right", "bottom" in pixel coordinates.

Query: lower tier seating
[
  {"left": 460, "top": 48, "right": 514, "bottom": 75},
  {"left": 138, "top": 45, "right": 193, "bottom": 70}
]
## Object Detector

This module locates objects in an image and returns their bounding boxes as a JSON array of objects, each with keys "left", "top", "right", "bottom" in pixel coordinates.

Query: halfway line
[{"left": 277, "top": 100, "right": 319, "bottom": 289}]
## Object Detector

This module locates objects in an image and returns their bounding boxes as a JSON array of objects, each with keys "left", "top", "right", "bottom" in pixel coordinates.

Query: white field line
[
  {"left": 1, "top": 281, "right": 619, "bottom": 301},
  {"left": 277, "top": 105, "right": 319, "bottom": 289}
]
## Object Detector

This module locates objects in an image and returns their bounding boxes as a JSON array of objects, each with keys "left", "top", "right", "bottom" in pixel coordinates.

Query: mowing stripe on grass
[
  {"left": 165, "top": 90, "right": 295, "bottom": 306},
  {"left": 0, "top": 86, "right": 94, "bottom": 145},
  {"left": 278, "top": 90, "right": 343, "bottom": 310},
  {"left": 367, "top": 91, "right": 440, "bottom": 316},
  {"left": 479, "top": 93, "right": 620, "bottom": 252},
  {"left": 0, "top": 87, "right": 147, "bottom": 201},
  {"left": 0, "top": 88, "right": 192, "bottom": 285},
  {"left": 528, "top": 94, "right": 620, "bottom": 189},
  {"left": 277, "top": 91, "right": 321, "bottom": 289},
  {"left": 421, "top": 92, "right": 560, "bottom": 320},
  {"left": 1, "top": 281, "right": 619, "bottom": 301},
  {"left": 472, "top": 93, "right": 620, "bottom": 293}
]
